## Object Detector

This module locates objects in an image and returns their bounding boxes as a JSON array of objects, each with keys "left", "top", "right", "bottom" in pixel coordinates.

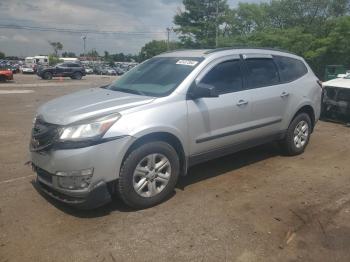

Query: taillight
[{"left": 317, "top": 80, "right": 323, "bottom": 89}]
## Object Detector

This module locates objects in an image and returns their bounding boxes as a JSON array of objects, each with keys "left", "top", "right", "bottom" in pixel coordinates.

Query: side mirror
[{"left": 190, "top": 83, "right": 219, "bottom": 99}]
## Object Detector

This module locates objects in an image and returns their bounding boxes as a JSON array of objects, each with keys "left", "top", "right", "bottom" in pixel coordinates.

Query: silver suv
[{"left": 30, "top": 48, "right": 322, "bottom": 209}]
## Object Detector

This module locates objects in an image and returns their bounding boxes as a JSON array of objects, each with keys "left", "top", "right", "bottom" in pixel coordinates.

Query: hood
[
  {"left": 323, "top": 78, "right": 350, "bottom": 89},
  {"left": 37, "top": 87, "right": 155, "bottom": 125}
]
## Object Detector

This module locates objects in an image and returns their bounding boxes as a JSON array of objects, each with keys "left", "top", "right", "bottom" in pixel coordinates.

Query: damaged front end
[{"left": 322, "top": 86, "right": 350, "bottom": 124}]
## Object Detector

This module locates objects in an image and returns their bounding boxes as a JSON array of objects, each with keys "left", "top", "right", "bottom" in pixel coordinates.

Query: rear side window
[
  {"left": 274, "top": 56, "right": 308, "bottom": 83},
  {"left": 245, "top": 58, "right": 279, "bottom": 88},
  {"left": 201, "top": 60, "right": 243, "bottom": 94}
]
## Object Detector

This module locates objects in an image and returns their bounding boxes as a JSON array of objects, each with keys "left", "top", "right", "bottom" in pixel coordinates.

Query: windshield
[{"left": 107, "top": 57, "right": 203, "bottom": 97}]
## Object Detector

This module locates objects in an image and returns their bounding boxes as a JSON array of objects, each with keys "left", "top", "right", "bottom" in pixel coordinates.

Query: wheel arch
[
  {"left": 122, "top": 132, "right": 188, "bottom": 176},
  {"left": 290, "top": 104, "right": 316, "bottom": 131}
]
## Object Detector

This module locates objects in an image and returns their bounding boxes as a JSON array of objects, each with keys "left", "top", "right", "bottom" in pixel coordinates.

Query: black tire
[
  {"left": 0, "top": 75, "right": 6, "bottom": 82},
  {"left": 280, "top": 113, "right": 312, "bottom": 156},
  {"left": 118, "top": 141, "right": 180, "bottom": 209},
  {"left": 43, "top": 72, "right": 52, "bottom": 80},
  {"left": 72, "top": 72, "right": 82, "bottom": 80}
]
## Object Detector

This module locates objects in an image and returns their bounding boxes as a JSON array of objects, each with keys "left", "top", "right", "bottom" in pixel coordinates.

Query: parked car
[
  {"left": 114, "top": 67, "right": 125, "bottom": 76},
  {"left": 85, "top": 67, "right": 94, "bottom": 74},
  {"left": 0, "top": 68, "right": 13, "bottom": 81},
  {"left": 321, "top": 73, "right": 350, "bottom": 123},
  {"left": 30, "top": 48, "right": 322, "bottom": 209},
  {"left": 21, "top": 65, "right": 36, "bottom": 74},
  {"left": 37, "top": 62, "right": 86, "bottom": 80},
  {"left": 105, "top": 68, "right": 117, "bottom": 76}
]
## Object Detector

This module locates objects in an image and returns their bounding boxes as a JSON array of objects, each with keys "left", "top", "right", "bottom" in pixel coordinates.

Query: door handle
[
  {"left": 237, "top": 100, "right": 248, "bottom": 106},
  {"left": 280, "top": 92, "right": 290, "bottom": 98}
]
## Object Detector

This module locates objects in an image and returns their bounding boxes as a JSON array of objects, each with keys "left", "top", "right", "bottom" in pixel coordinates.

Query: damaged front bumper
[
  {"left": 322, "top": 86, "right": 350, "bottom": 123},
  {"left": 33, "top": 165, "right": 111, "bottom": 209}
]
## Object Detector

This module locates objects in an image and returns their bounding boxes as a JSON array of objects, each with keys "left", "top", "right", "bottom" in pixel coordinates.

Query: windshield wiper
[{"left": 113, "top": 88, "right": 146, "bottom": 96}]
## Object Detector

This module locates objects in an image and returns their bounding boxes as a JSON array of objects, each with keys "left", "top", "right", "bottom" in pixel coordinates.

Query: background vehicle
[
  {"left": 325, "top": 65, "right": 347, "bottom": 81},
  {"left": 25, "top": 56, "right": 49, "bottom": 69},
  {"left": 322, "top": 74, "right": 350, "bottom": 123},
  {"left": 85, "top": 67, "right": 93, "bottom": 74},
  {"left": 37, "top": 62, "right": 86, "bottom": 80},
  {"left": 0, "top": 68, "right": 13, "bottom": 81},
  {"left": 21, "top": 65, "right": 36, "bottom": 74},
  {"left": 30, "top": 48, "right": 322, "bottom": 209},
  {"left": 105, "top": 68, "right": 116, "bottom": 75}
]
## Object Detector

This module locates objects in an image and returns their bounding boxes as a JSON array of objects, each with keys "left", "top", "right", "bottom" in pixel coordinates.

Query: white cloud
[{"left": 0, "top": 0, "right": 266, "bottom": 56}]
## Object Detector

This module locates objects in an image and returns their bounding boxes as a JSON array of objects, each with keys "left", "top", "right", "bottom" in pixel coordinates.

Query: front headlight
[{"left": 59, "top": 113, "right": 121, "bottom": 141}]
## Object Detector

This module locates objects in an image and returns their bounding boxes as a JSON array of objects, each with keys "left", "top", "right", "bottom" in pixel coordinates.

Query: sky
[{"left": 0, "top": 0, "right": 264, "bottom": 57}]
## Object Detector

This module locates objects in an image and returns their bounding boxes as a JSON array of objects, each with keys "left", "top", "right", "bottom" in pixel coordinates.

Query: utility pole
[
  {"left": 215, "top": 0, "right": 219, "bottom": 48},
  {"left": 82, "top": 35, "right": 87, "bottom": 57},
  {"left": 166, "top": 27, "right": 172, "bottom": 50}
]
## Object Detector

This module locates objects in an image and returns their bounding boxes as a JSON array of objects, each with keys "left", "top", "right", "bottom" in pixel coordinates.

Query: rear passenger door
[{"left": 241, "top": 54, "right": 290, "bottom": 137}]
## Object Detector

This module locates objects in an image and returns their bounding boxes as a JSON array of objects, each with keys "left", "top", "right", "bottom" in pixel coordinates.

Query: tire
[
  {"left": 118, "top": 141, "right": 180, "bottom": 209},
  {"left": 0, "top": 75, "right": 6, "bottom": 82},
  {"left": 280, "top": 113, "right": 312, "bottom": 156},
  {"left": 43, "top": 72, "right": 52, "bottom": 80},
  {"left": 72, "top": 72, "right": 82, "bottom": 80}
]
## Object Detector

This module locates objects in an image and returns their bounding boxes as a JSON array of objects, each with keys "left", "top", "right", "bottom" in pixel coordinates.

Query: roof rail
[{"left": 204, "top": 46, "right": 297, "bottom": 56}]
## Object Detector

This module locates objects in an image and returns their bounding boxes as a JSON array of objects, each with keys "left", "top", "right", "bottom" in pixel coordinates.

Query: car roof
[{"left": 156, "top": 47, "right": 302, "bottom": 60}]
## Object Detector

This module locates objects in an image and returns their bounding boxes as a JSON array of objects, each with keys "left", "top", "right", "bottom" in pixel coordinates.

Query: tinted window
[
  {"left": 275, "top": 56, "right": 308, "bottom": 83},
  {"left": 69, "top": 63, "right": 80, "bottom": 67},
  {"left": 245, "top": 58, "right": 279, "bottom": 88},
  {"left": 201, "top": 60, "right": 243, "bottom": 94},
  {"left": 108, "top": 57, "right": 203, "bottom": 97}
]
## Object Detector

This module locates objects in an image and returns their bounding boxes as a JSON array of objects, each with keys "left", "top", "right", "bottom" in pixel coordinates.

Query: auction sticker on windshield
[{"left": 176, "top": 60, "right": 199, "bottom": 66}]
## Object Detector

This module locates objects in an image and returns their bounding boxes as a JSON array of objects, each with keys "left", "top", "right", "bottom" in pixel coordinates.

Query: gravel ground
[{"left": 1, "top": 74, "right": 350, "bottom": 262}]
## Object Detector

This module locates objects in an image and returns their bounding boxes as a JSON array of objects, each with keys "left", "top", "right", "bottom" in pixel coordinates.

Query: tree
[
  {"left": 0, "top": 51, "right": 5, "bottom": 59},
  {"left": 49, "top": 41, "right": 63, "bottom": 56},
  {"left": 174, "top": 0, "right": 230, "bottom": 48},
  {"left": 61, "top": 51, "right": 76, "bottom": 58},
  {"left": 139, "top": 40, "right": 180, "bottom": 61}
]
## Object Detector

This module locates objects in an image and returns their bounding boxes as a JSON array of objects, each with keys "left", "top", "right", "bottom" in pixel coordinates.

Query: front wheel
[
  {"left": 280, "top": 113, "right": 312, "bottom": 156},
  {"left": 118, "top": 141, "right": 180, "bottom": 209},
  {"left": 43, "top": 72, "right": 53, "bottom": 80}
]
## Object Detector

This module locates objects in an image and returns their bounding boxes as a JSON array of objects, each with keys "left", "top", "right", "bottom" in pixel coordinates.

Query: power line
[{"left": 0, "top": 24, "right": 166, "bottom": 36}]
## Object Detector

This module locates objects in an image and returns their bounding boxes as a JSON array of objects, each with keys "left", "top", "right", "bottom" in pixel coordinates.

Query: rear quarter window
[{"left": 274, "top": 56, "right": 308, "bottom": 83}]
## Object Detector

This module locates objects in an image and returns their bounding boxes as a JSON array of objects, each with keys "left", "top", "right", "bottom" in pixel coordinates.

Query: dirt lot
[{"left": 1, "top": 74, "right": 350, "bottom": 262}]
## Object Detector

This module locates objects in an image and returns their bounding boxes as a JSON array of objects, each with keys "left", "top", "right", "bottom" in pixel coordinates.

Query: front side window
[
  {"left": 245, "top": 58, "right": 279, "bottom": 88},
  {"left": 200, "top": 60, "right": 243, "bottom": 94},
  {"left": 108, "top": 57, "right": 203, "bottom": 97},
  {"left": 274, "top": 56, "right": 308, "bottom": 83}
]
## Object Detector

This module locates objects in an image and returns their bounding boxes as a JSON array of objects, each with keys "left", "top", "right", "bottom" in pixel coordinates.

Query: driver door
[{"left": 187, "top": 56, "right": 252, "bottom": 157}]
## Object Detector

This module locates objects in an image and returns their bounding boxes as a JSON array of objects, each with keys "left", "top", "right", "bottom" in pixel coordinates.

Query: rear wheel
[
  {"left": 280, "top": 113, "right": 312, "bottom": 156},
  {"left": 71, "top": 72, "right": 82, "bottom": 80},
  {"left": 0, "top": 75, "right": 6, "bottom": 82},
  {"left": 43, "top": 72, "right": 52, "bottom": 80},
  {"left": 118, "top": 141, "right": 180, "bottom": 209}
]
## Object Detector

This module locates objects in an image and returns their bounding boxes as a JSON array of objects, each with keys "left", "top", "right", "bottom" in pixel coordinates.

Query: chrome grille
[{"left": 31, "top": 118, "right": 59, "bottom": 151}]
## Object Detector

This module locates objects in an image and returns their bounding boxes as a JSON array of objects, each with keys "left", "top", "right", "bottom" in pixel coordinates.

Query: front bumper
[
  {"left": 31, "top": 136, "right": 135, "bottom": 208},
  {"left": 35, "top": 174, "right": 111, "bottom": 209}
]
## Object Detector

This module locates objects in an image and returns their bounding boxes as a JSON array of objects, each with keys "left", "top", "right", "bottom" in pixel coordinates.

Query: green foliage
[
  {"left": 86, "top": 49, "right": 99, "bottom": 58},
  {"left": 61, "top": 52, "right": 76, "bottom": 58},
  {"left": 139, "top": 40, "right": 180, "bottom": 61},
  {"left": 174, "top": 0, "right": 350, "bottom": 78},
  {"left": 0, "top": 51, "right": 5, "bottom": 59},
  {"left": 49, "top": 41, "right": 63, "bottom": 56},
  {"left": 174, "top": 0, "right": 229, "bottom": 48},
  {"left": 48, "top": 55, "right": 63, "bottom": 66}
]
